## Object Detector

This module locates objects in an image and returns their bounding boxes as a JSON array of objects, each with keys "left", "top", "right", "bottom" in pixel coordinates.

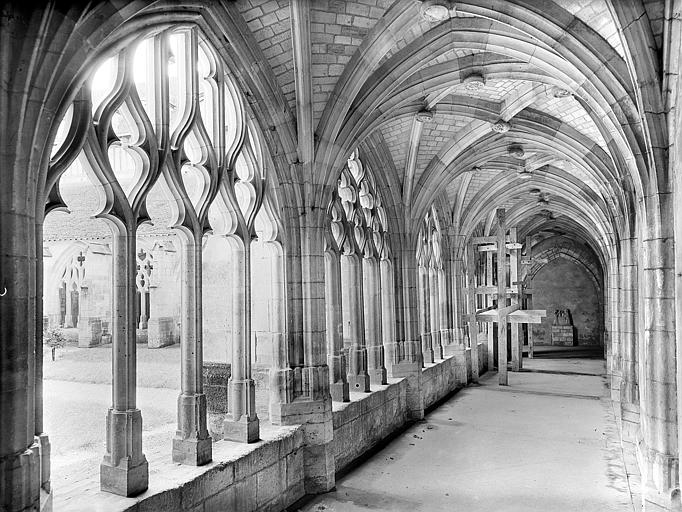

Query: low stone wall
[
  {"left": 332, "top": 378, "right": 409, "bottom": 473},
  {"left": 126, "top": 425, "right": 305, "bottom": 512},
  {"left": 422, "top": 356, "right": 462, "bottom": 410}
]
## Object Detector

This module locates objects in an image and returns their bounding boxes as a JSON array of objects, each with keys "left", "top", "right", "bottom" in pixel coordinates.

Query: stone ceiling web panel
[
  {"left": 379, "top": 116, "right": 413, "bottom": 184},
  {"left": 311, "top": 0, "right": 389, "bottom": 128},
  {"left": 552, "top": 0, "right": 624, "bottom": 58},
  {"left": 414, "top": 113, "right": 470, "bottom": 182},
  {"left": 532, "top": 91, "right": 607, "bottom": 149},
  {"left": 238, "top": 0, "right": 296, "bottom": 112},
  {"left": 463, "top": 168, "right": 500, "bottom": 210}
]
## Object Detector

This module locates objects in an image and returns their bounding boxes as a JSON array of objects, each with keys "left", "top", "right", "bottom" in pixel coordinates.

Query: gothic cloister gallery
[{"left": 2, "top": 0, "right": 682, "bottom": 510}]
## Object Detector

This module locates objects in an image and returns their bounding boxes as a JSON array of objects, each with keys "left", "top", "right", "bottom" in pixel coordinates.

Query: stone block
[
  {"left": 551, "top": 325, "right": 576, "bottom": 346},
  {"left": 77, "top": 317, "right": 102, "bottom": 347},
  {"left": 147, "top": 316, "right": 177, "bottom": 348},
  {"left": 256, "top": 463, "right": 284, "bottom": 507},
  {"left": 203, "top": 486, "right": 235, "bottom": 511},
  {"left": 203, "top": 362, "right": 231, "bottom": 414},
  {"left": 100, "top": 458, "right": 148, "bottom": 497},
  {"left": 223, "top": 415, "right": 260, "bottom": 444}
]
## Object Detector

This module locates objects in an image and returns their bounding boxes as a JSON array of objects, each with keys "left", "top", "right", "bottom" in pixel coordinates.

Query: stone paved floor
[{"left": 297, "top": 358, "right": 637, "bottom": 512}]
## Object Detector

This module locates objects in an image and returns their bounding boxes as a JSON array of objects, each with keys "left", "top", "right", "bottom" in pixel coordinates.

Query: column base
[
  {"left": 421, "top": 333, "right": 434, "bottom": 364},
  {"left": 100, "top": 457, "right": 148, "bottom": 497},
  {"left": 432, "top": 331, "right": 443, "bottom": 360},
  {"left": 0, "top": 443, "right": 41, "bottom": 512},
  {"left": 347, "top": 372, "right": 370, "bottom": 392},
  {"left": 100, "top": 408, "right": 148, "bottom": 497},
  {"left": 223, "top": 415, "right": 260, "bottom": 443},
  {"left": 172, "top": 436, "right": 212, "bottom": 466},
  {"left": 368, "top": 367, "right": 387, "bottom": 385},
  {"left": 330, "top": 381, "right": 350, "bottom": 402},
  {"left": 36, "top": 433, "right": 51, "bottom": 492},
  {"left": 640, "top": 447, "right": 679, "bottom": 511}
]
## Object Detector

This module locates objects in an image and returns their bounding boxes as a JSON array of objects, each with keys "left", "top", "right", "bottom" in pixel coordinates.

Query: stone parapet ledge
[{"left": 53, "top": 424, "right": 304, "bottom": 512}]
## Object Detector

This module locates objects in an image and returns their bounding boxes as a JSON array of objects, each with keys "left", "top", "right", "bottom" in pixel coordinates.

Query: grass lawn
[{"left": 44, "top": 343, "right": 182, "bottom": 389}]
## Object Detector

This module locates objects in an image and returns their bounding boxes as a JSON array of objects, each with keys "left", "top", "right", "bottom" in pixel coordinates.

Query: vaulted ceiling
[{"left": 232, "top": 0, "right": 663, "bottom": 268}]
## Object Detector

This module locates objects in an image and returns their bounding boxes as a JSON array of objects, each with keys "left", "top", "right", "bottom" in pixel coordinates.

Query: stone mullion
[
  {"left": 100, "top": 228, "right": 148, "bottom": 496},
  {"left": 437, "top": 267, "right": 450, "bottom": 349},
  {"left": 380, "top": 258, "right": 399, "bottom": 370},
  {"left": 342, "top": 252, "right": 370, "bottom": 392},
  {"left": 428, "top": 265, "right": 442, "bottom": 360},
  {"left": 223, "top": 240, "right": 259, "bottom": 443},
  {"left": 269, "top": 242, "right": 294, "bottom": 409},
  {"left": 363, "top": 257, "right": 386, "bottom": 384},
  {"left": 325, "top": 250, "right": 349, "bottom": 402},
  {"left": 449, "top": 256, "right": 464, "bottom": 345},
  {"left": 399, "top": 245, "right": 421, "bottom": 364},
  {"left": 418, "top": 262, "right": 434, "bottom": 364},
  {"left": 172, "top": 235, "right": 211, "bottom": 463},
  {"left": 35, "top": 219, "right": 50, "bottom": 493},
  {"left": 466, "top": 243, "right": 480, "bottom": 382},
  {"left": 449, "top": 235, "right": 466, "bottom": 346}
]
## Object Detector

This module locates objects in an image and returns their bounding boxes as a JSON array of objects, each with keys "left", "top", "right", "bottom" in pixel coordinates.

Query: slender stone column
[
  {"left": 100, "top": 230, "right": 148, "bottom": 496},
  {"left": 223, "top": 240, "right": 259, "bottom": 442},
  {"left": 429, "top": 265, "right": 442, "bottom": 359},
  {"left": 363, "top": 257, "right": 387, "bottom": 385},
  {"left": 380, "top": 258, "right": 399, "bottom": 370},
  {"left": 341, "top": 253, "right": 370, "bottom": 391},
  {"left": 172, "top": 235, "right": 211, "bottom": 463},
  {"left": 466, "top": 243, "right": 479, "bottom": 381},
  {"left": 450, "top": 250, "right": 466, "bottom": 346},
  {"left": 35, "top": 222, "right": 51, "bottom": 494},
  {"left": 269, "top": 242, "right": 294, "bottom": 410},
  {"left": 418, "top": 263, "right": 434, "bottom": 363},
  {"left": 438, "top": 268, "right": 450, "bottom": 350},
  {"left": 325, "top": 250, "right": 349, "bottom": 401}
]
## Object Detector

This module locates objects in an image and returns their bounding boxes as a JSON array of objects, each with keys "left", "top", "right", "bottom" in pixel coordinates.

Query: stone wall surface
[
  {"left": 332, "top": 378, "right": 409, "bottom": 473},
  {"left": 122, "top": 426, "right": 305, "bottom": 512},
  {"left": 531, "top": 259, "right": 601, "bottom": 345},
  {"left": 422, "top": 356, "right": 462, "bottom": 409}
]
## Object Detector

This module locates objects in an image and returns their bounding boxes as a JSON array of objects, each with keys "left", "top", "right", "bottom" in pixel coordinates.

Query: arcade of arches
[{"left": 2, "top": 0, "right": 682, "bottom": 510}]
